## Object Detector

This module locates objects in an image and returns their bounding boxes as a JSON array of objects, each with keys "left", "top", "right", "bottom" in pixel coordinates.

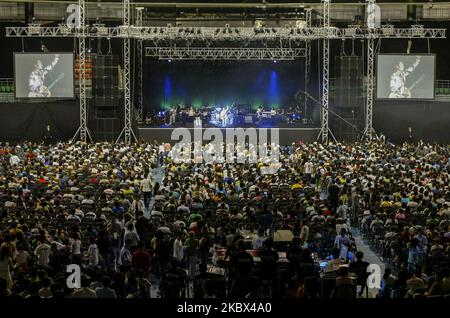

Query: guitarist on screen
[
  {"left": 389, "top": 56, "right": 421, "bottom": 98},
  {"left": 28, "top": 54, "right": 60, "bottom": 97}
]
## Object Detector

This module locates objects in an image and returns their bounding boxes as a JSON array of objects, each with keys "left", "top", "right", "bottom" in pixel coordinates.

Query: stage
[{"left": 137, "top": 126, "right": 321, "bottom": 145}]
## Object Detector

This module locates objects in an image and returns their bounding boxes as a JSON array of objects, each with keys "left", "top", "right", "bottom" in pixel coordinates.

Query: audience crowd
[{"left": 0, "top": 140, "right": 449, "bottom": 299}]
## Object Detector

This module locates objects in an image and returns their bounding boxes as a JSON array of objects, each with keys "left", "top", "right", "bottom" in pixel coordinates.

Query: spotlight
[
  {"left": 273, "top": 60, "right": 277, "bottom": 64},
  {"left": 168, "top": 59, "right": 172, "bottom": 63}
]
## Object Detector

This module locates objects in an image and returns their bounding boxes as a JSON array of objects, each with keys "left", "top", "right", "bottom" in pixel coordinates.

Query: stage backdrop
[
  {"left": 145, "top": 60, "right": 304, "bottom": 112},
  {"left": 0, "top": 100, "right": 79, "bottom": 142}
]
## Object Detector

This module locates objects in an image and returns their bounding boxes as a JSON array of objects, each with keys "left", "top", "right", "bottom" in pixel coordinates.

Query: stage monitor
[
  {"left": 376, "top": 54, "right": 435, "bottom": 100},
  {"left": 14, "top": 53, "right": 74, "bottom": 98}
]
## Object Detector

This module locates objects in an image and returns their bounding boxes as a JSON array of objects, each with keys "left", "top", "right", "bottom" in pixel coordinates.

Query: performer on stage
[
  {"left": 169, "top": 107, "right": 177, "bottom": 125},
  {"left": 220, "top": 106, "right": 229, "bottom": 127},
  {"left": 28, "top": 54, "right": 60, "bottom": 97},
  {"left": 256, "top": 106, "right": 263, "bottom": 119},
  {"left": 389, "top": 56, "right": 421, "bottom": 98}
]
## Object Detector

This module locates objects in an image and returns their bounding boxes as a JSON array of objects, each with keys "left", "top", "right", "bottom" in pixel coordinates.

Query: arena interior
[{"left": 0, "top": 0, "right": 450, "bottom": 309}]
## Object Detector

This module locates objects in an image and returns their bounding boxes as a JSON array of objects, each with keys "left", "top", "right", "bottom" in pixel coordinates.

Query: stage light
[
  {"left": 411, "top": 24, "right": 424, "bottom": 37},
  {"left": 59, "top": 23, "right": 71, "bottom": 35},
  {"left": 273, "top": 60, "right": 277, "bottom": 64},
  {"left": 28, "top": 23, "right": 41, "bottom": 35},
  {"left": 168, "top": 59, "right": 172, "bottom": 63}
]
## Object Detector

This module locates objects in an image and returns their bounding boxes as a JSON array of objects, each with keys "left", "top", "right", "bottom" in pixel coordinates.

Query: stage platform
[{"left": 137, "top": 127, "right": 321, "bottom": 145}]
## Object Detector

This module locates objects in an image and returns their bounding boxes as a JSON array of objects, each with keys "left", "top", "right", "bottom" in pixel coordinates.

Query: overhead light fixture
[
  {"left": 295, "top": 20, "right": 307, "bottom": 29},
  {"left": 381, "top": 24, "right": 394, "bottom": 36},
  {"left": 28, "top": 23, "right": 41, "bottom": 35},
  {"left": 59, "top": 23, "right": 71, "bottom": 35},
  {"left": 93, "top": 23, "right": 108, "bottom": 35}
]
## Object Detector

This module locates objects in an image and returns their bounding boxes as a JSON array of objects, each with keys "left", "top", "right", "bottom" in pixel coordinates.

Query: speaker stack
[
  {"left": 89, "top": 54, "right": 123, "bottom": 141},
  {"left": 331, "top": 56, "right": 364, "bottom": 142}
]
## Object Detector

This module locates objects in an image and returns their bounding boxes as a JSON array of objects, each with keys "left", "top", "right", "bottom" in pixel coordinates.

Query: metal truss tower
[
  {"left": 304, "top": 8, "right": 312, "bottom": 121},
  {"left": 72, "top": 0, "right": 92, "bottom": 143},
  {"left": 136, "top": 7, "right": 144, "bottom": 123},
  {"left": 318, "top": 0, "right": 335, "bottom": 144},
  {"left": 116, "top": 0, "right": 137, "bottom": 144},
  {"left": 362, "top": 0, "right": 378, "bottom": 141}
]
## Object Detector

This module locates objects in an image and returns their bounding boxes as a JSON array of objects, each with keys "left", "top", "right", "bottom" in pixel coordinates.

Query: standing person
[
  {"left": 328, "top": 179, "right": 340, "bottom": 212},
  {"left": 140, "top": 172, "right": 153, "bottom": 210},
  {"left": 334, "top": 228, "right": 351, "bottom": 260},
  {"left": 35, "top": 236, "right": 51, "bottom": 269},
  {"left": 71, "top": 233, "right": 82, "bottom": 265},
  {"left": 87, "top": 238, "right": 100, "bottom": 269},
  {"left": 185, "top": 232, "right": 199, "bottom": 281},
  {"left": 304, "top": 161, "right": 313, "bottom": 184},
  {"left": 0, "top": 246, "right": 13, "bottom": 290},
  {"left": 172, "top": 233, "right": 184, "bottom": 264},
  {"left": 350, "top": 188, "right": 361, "bottom": 227},
  {"left": 349, "top": 251, "right": 370, "bottom": 297},
  {"left": 230, "top": 240, "right": 254, "bottom": 297},
  {"left": 414, "top": 228, "right": 428, "bottom": 268},
  {"left": 118, "top": 239, "right": 132, "bottom": 273},
  {"left": 259, "top": 238, "right": 279, "bottom": 297},
  {"left": 131, "top": 242, "right": 151, "bottom": 277}
]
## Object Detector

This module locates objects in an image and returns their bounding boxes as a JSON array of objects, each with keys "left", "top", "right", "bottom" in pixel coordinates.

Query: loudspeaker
[
  {"left": 93, "top": 55, "right": 120, "bottom": 107},
  {"left": 333, "top": 56, "right": 364, "bottom": 108}
]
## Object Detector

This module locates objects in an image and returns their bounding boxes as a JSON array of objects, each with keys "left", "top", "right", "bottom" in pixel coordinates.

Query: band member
[
  {"left": 188, "top": 107, "right": 196, "bottom": 123},
  {"left": 389, "top": 56, "right": 421, "bottom": 99},
  {"left": 220, "top": 106, "right": 229, "bottom": 127},
  {"left": 256, "top": 106, "right": 263, "bottom": 119},
  {"left": 169, "top": 108, "right": 177, "bottom": 125},
  {"left": 28, "top": 54, "right": 60, "bottom": 97}
]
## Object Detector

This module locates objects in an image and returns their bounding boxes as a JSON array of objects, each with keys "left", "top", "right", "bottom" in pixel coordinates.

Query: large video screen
[
  {"left": 376, "top": 54, "right": 435, "bottom": 99},
  {"left": 14, "top": 53, "right": 74, "bottom": 98}
]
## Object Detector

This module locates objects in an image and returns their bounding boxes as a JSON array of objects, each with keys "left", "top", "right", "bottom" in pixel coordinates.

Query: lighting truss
[
  {"left": 145, "top": 47, "right": 306, "bottom": 60},
  {"left": 6, "top": 26, "right": 446, "bottom": 40},
  {"left": 4, "top": 0, "right": 447, "bottom": 145}
]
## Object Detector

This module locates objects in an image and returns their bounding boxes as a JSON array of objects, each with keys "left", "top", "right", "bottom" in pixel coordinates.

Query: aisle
[
  {"left": 143, "top": 157, "right": 165, "bottom": 219},
  {"left": 350, "top": 227, "right": 386, "bottom": 298}
]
